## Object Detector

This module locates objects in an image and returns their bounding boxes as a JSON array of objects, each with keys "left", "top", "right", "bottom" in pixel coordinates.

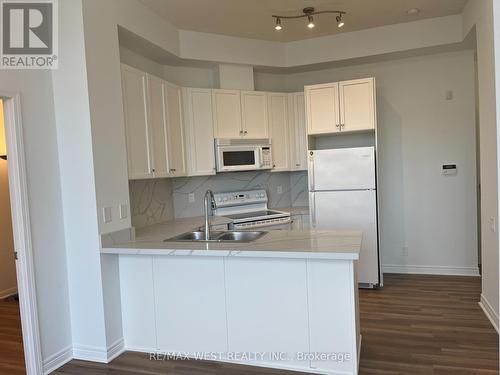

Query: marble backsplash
[{"left": 129, "top": 171, "right": 308, "bottom": 227}]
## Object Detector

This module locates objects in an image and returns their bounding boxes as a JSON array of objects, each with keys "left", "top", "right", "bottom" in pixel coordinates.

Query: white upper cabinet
[
  {"left": 339, "top": 78, "right": 376, "bottom": 132},
  {"left": 148, "top": 75, "right": 170, "bottom": 178},
  {"left": 121, "top": 64, "right": 187, "bottom": 180},
  {"left": 289, "top": 92, "right": 307, "bottom": 171},
  {"left": 305, "top": 78, "right": 376, "bottom": 135},
  {"left": 165, "top": 82, "right": 187, "bottom": 177},
  {"left": 305, "top": 82, "right": 339, "bottom": 135},
  {"left": 212, "top": 89, "right": 269, "bottom": 139},
  {"left": 241, "top": 91, "right": 269, "bottom": 138},
  {"left": 268, "top": 93, "right": 290, "bottom": 172},
  {"left": 212, "top": 89, "right": 242, "bottom": 138},
  {"left": 121, "top": 65, "right": 153, "bottom": 179},
  {"left": 182, "top": 88, "right": 216, "bottom": 176}
]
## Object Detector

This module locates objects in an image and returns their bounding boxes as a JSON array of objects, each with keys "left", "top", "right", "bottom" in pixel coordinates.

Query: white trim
[
  {"left": 0, "top": 286, "right": 18, "bottom": 299},
  {"left": 383, "top": 264, "right": 480, "bottom": 276},
  {"left": 1, "top": 93, "right": 43, "bottom": 374},
  {"left": 107, "top": 338, "right": 126, "bottom": 362},
  {"left": 73, "top": 337, "right": 125, "bottom": 363},
  {"left": 43, "top": 345, "right": 73, "bottom": 375},
  {"left": 479, "top": 294, "right": 499, "bottom": 333}
]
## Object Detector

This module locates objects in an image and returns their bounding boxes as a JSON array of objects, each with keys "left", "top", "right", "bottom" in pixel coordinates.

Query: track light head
[
  {"left": 274, "top": 17, "right": 282, "bottom": 30},
  {"left": 336, "top": 14, "right": 344, "bottom": 28},
  {"left": 307, "top": 15, "right": 315, "bottom": 28}
]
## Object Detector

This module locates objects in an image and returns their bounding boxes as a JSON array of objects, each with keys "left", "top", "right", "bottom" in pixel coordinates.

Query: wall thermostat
[{"left": 442, "top": 164, "right": 457, "bottom": 176}]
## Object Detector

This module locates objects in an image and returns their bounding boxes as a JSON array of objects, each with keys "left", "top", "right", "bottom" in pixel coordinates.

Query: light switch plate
[
  {"left": 188, "top": 193, "right": 195, "bottom": 203},
  {"left": 119, "top": 204, "right": 128, "bottom": 219},
  {"left": 277, "top": 186, "right": 283, "bottom": 194},
  {"left": 103, "top": 207, "right": 112, "bottom": 223}
]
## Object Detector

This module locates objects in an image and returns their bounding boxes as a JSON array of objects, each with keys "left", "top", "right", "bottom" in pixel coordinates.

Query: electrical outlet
[
  {"left": 103, "top": 207, "right": 112, "bottom": 223},
  {"left": 119, "top": 204, "right": 128, "bottom": 219},
  {"left": 188, "top": 193, "right": 195, "bottom": 203},
  {"left": 277, "top": 186, "right": 283, "bottom": 194},
  {"left": 402, "top": 246, "right": 409, "bottom": 257},
  {"left": 490, "top": 217, "right": 496, "bottom": 233}
]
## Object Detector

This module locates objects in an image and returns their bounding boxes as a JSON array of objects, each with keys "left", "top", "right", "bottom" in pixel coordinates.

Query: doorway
[
  {"left": 0, "top": 99, "right": 25, "bottom": 373},
  {"left": 0, "top": 93, "right": 43, "bottom": 375}
]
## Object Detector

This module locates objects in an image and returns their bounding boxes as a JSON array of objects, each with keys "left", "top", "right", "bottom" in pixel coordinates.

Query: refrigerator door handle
[
  {"left": 310, "top": 193, "right": 316, "bottom": 228},
  {"left": 308, "top": 152, "right": 315, "bottom": 191}
]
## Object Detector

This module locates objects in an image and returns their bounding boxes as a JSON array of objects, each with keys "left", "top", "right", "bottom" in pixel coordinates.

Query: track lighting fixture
[{"left": 272, "top": 7, "right": 346, "bottom": 31}]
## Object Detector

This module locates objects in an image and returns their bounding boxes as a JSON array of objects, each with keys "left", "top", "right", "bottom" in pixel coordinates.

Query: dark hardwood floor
[
  {"left": 0, "top": 297, "right": 25, "bottom": 375},
  {"left": 2, "top": 275, "right": 498, "bottom": 374}
]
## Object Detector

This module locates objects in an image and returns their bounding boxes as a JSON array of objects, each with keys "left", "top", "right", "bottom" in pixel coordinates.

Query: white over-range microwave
[{"left": 215, "top": 138, "right": 272, "bottom": 172}]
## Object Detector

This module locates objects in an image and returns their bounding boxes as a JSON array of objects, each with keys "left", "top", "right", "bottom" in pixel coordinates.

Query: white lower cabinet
[
  {"left": 182, "top": 88, "right": 216, "bottom": 176},
  {"left": 119, "top": 254, "right": 360, "bottom": 374},
  {"left": 153, "top": 257, "right": 227, "bottom": 352}
]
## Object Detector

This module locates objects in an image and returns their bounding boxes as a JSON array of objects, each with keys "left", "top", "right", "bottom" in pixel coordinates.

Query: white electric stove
[{"left": 213, "top": 189, "right": 291, "bottom": 230}]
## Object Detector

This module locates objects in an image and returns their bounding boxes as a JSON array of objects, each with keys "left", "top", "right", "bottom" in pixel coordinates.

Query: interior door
[
  {"left": 339, "top": 78, "right": 375, "bottom": 132},
  {"left": 268, "top": 93, "right": 290, "bottom": 172},
  {"left": 241, "top": 91, "right": 269, "bottom": 138},
  {"left": 165, "top": 83, "right": 186, "bottom": 176},
  {"left": 305, "top": 83, "right": 339, "bottom": 135},
  {"left": 121, "top": 65, "right": 153, "bottom": 179},
  {"left": 148, "top": 75, "right": 169, "bottom": 178},
  {"left": 310, "top": 190, "right": 379, "bottom": 285},
  {"left": 212, "top": 89, "right": 242, "bottom": 138}
]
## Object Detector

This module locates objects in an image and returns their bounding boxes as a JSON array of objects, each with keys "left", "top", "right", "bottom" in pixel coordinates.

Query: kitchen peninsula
[{"left": 102, "top": 223, "right": 362, "bottom": 375}]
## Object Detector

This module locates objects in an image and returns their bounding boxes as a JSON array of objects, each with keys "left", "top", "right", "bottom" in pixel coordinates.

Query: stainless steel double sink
[{"left": 164, "top": 230, "right": 268, "bottom": 243}]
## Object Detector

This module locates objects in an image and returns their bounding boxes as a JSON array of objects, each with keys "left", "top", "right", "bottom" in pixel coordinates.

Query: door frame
[{"left": 1, "top": 92, "right": 43, "bottom": 374}]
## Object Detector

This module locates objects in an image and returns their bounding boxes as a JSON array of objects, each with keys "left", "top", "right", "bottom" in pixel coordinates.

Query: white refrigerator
[{"left": 308, "top": 147, "right": 381, "bottom": 287}]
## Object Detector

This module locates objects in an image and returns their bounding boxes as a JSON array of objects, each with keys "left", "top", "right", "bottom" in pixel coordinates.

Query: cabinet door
[
  {"left": 182, "top": 88, "right": 216, "bottom": 176},
  {"left": 268, "top": 93, "right": 290, "bottom": 172},
  {"left": 121, "top": 65, "right": 153, "bottom": 179},
  {"left": 165, "top": 83, "right": 187, "bottom": 176},
  {"left": 212, "top": 89, "right": 242, "bottom": 138},
  {"left": 305, "top": 83, "right": 340, "bottom": 135},
  {"left": 241, "top": 91, "right": 269, "bottom": 138},
  {"left": 339, "top": 78, "right": 375, "bottom": 132},
  {"left": 291, "top": 93, "right": 307, "bottom": 171},
  {"left": 148, "top": 75, "right": 170, "bottom": 178}
]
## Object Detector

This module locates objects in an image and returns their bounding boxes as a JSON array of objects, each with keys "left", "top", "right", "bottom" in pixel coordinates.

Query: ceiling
[{"left": 138, "top": 0, "right": 468, "bottom": 42}]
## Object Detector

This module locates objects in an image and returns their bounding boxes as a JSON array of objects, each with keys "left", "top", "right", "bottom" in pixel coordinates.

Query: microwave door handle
[{"left": 257, "top": 148, "right": 263, "bottom": 168}]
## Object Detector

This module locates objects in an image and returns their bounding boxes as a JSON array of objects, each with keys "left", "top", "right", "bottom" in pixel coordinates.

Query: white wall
[
  {"left": 463, "top": 0, "right": 499, "bottom": 329},
  {"left": 258, "top": 50, "right": 479, "bottom": 276},
  {"left": 119, "top": 46, "right": 218, "bottom": 88},
  {"left": 0, "top": 101, "right": 16, "bottom": 298},
  {"left": 52, "top": 0, "right": 109, "bottom": 358}
]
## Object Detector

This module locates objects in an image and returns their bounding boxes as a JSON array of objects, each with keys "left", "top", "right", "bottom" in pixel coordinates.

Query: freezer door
[
  {"left": 310, "top": 190, "right": 379, "bottom": 285},
  {"left": 309, "top": 147, "right": 375, "bottom": 191}
]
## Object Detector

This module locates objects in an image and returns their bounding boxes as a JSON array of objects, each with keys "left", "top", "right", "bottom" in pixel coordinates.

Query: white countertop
[{"left": 101, "top": 206, "right": 358, "bottom": 260}]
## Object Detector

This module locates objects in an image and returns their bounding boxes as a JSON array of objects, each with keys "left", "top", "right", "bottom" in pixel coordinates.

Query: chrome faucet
[{"left": 204, "top": 190, "right": 215, "bottom": 240}]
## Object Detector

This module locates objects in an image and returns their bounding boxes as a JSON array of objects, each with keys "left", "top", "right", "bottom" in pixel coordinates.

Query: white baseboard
[
  {"left": 73, "top": 337, "right": 125, "bottom": 363},
  {"left": 43, "top": 345, "right": 73, "bottom": 375},
  {"left": 479, "top": 294, "right": 499, "bottom": 333},
  {"left": 0, "top": 286, "right": 18, "bottom": 299},
  {"left": 383, "top": 264, "right": 480, "bottom": 276}
]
